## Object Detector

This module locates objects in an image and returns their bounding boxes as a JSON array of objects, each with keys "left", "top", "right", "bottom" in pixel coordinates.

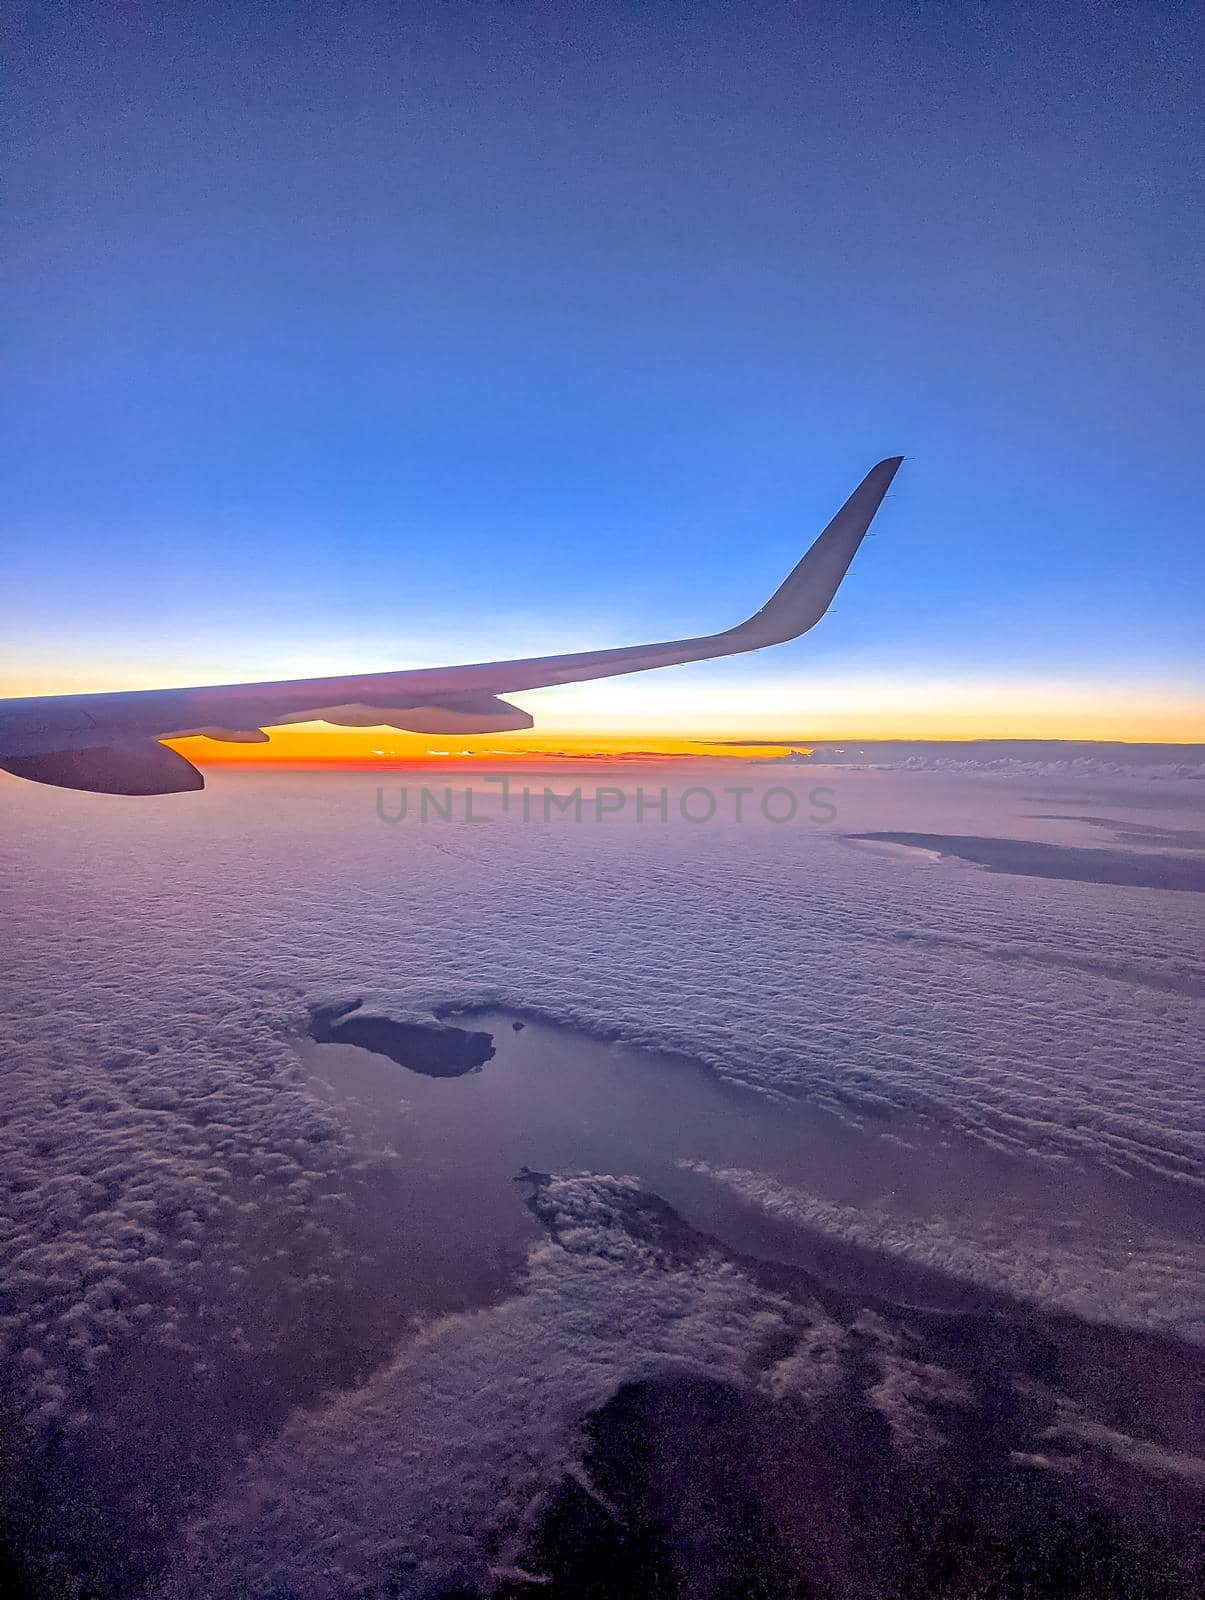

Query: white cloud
[{"left": 0, "top": 766, "right": 1201, "bottom": 1588}]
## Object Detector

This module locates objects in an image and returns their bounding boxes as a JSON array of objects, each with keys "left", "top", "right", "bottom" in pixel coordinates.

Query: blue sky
[{"left": 4, "top": 1, "right": 1202, "bottom": 738}]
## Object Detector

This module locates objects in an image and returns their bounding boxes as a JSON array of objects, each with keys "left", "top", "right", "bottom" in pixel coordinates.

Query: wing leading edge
[{"left": 0, "top": 456, "right": 902, "bottom": 793}]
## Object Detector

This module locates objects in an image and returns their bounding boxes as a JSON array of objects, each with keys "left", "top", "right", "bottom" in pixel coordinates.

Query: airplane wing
[{"left": 0, "top": 457, "right": 902, "bottom": 794}]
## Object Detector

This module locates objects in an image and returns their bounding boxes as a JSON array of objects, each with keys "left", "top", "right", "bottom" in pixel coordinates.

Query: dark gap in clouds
[
  {"left": 1027, "top": 815, "right": 1205, "bottom": 851},
  {"left": 307, "top": 998, "right": 496, "bottom": 1077},
  {"left": 847, "top": 833, "right": 1205, "bottom": 892}
]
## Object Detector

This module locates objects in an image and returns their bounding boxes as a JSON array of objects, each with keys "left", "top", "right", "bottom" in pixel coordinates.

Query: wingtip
[{"left": 726, "top": 455, "right": 902, "bottom": 648}]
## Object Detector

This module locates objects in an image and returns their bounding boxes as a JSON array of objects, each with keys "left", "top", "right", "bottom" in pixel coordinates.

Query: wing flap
[{"left": 0, "top": 742, "right": 205, "bottom": 795}]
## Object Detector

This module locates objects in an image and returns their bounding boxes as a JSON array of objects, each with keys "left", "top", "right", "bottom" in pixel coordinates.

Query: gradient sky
[{"left": 5, "top": 0, "right": 1203, "bottom": 757}]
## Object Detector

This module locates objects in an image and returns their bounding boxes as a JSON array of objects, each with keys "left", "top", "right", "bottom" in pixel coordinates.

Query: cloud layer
[{"left": 0, "top": 766, "right": 1201, "bottom": 1590}]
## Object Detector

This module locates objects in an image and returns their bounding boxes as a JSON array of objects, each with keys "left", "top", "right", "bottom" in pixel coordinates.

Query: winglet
[{"left": 730, "top": 456, "right": 903, "bottom": 645}]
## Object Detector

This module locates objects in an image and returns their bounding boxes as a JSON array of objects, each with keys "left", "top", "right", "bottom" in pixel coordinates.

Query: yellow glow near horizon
[{"left": 516, "top": 674, "right": 1205, "bottom": 740}]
